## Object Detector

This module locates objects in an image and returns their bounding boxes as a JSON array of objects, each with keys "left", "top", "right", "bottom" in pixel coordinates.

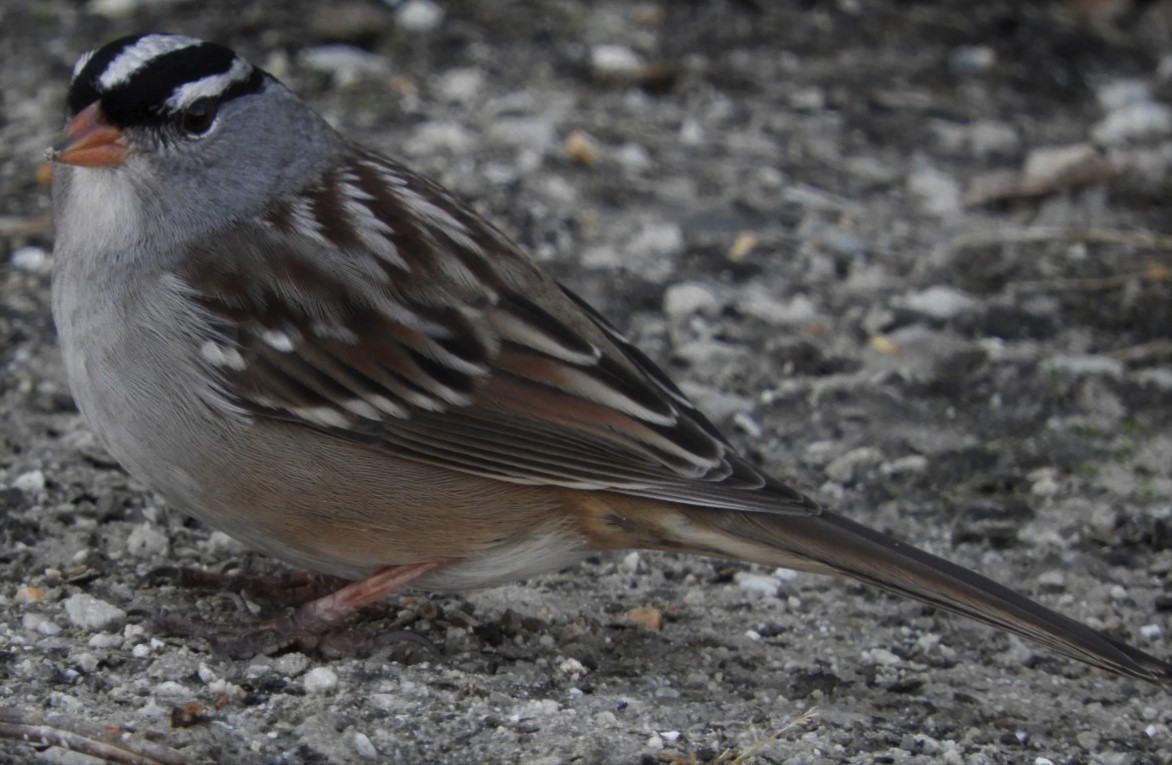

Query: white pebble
[
  {"left": 1096, "top": 79, "right": 1151, "bottom": 111},
  {"left": 303, "top": 666, "right": 340, "bottom": 694},
  {"left": 734, "top": 572, "right": 780, "bottom": 596},
  {"left": 436, "top": 67, "right": 484, "bottom": 103},
  {"left": 1093, "top": 101, "right": 1172, "bottom": 145},
  {"left": 1140, "top": 624, "right": 1162, "bottom": 640},
  {"left": 274, "top": 652, "right": 311, "bottom": 677},
  {"left": 87, "top": 632, "right": 121, "bottom": 649},
  {"left": 352, "top": 731, "right": 379, "bottom": 760},
  {"left": 660, "top": 730, "right": 681, "bottom": 742},
  {"left": 301, "top": 46, "right": 391, "bottom": 83},
  {"left": 618, "top": 551, "right": 641, "bottom": 574},
  {"left": 663, "top": 282, "right": 718, "bottom": 319},
  {"left": 11, "top": 246, "right": 49, "bottom": 273},
  {"left": 154, "top": 681, "right": 190, "bottom": 699},
  {"left": 64, "top": 593, "right": 126, "bottom": 631},
  {"left": 865, "top": 647, "right": 902, "bottom": 666},
  {"left": 557, "top": 658, "right": 588, "bottom": 678},
  {"left": 13, "top": 470, "right": 45, "bottom": 493},
  {"left": 1041, "top": 354, "right": 1124, "bottom": 380},
  {"left": 907, "top": 160, "right": 962, "bottom": 216},
  {"left": 126, "top": 523, "right": 169, "bottom": 557},
  {"left": 628, "top": 222, "right": 683, "bottom": 259},
  {"left": 900, "top": 286, "right": 978, "bottom": 321},
  {"left": 22, "top": 613, "right": 61, "bottom": 636},
  {"left": 591, "top": 45, "right": 643, "bottom": 78},
  {"left": 394, "top": 0, "right": 444, "bottom": 32}
]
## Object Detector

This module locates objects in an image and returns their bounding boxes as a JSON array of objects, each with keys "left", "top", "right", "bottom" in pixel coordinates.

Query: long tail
[{"left": 608, "top": 499, "right": 1172, "bottom": 684}]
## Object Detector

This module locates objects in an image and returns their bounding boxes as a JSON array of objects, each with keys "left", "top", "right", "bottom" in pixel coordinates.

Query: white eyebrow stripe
[
  {"left": 164, "top": 57, "right": 255, "bottom": 110},
  {"left": 99, "top": 34, "right": 203, "bottom": 89}
]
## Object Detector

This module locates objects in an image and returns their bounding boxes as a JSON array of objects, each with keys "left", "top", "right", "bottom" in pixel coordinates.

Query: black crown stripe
[{"left": 66, "top": 35, "right": 266, "bottom": 127}]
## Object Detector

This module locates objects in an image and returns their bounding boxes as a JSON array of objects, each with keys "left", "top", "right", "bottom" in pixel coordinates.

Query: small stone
[
  {"left": 405, "top": 121, "right": 474, "bottom": 156},
  {"left": 303, "top": 666, "right": 340, "bottom": 694},
  {"left": 951, "top": 45, "right": 995, "bottom": 74},
  {"left": 22, "top": 613, "right": 61, "bottom": 636},
  {"left": 734, "top": 572, "right": 779, "bottom": 596},
  {"left": 14, "top": 587, "right": 46, "bottom": 604},
  {"left": 824, "top": 447, "right": 883, "bottom": 484},
  {"left": 1042, "top": 354, "right": 1125, "bottom": 380},
  {"left": 663, "top": 282, "right": 718, "bottom": 319},
  {"left": 87, "top": 633, "right": 121, "bottom": 649},
  {"left": 126, "top": 523, "right": 169, "bottom": 558},
  {"left": 13, "top": 470, "right": 46, "bottom": 493},
  {"left": 489, "top": 116, "right": 556, "bottom": 150},
  {"left": 1096, "top": 80, "right": 1152, "bottom": 111},
  {"left": 153, "top": 681, "right": 190, "bottom": 699},
  {"left": 64, "top": 593, "right": 126, "bottom": 631},
  {"left": 274, "top": 653, "right": 311, "bottom": 677},
  {"left": 865, "top": 647, "right": 902, "bottom": 666},
  {"left": 614, "top": 143, "right": 652, "bottom": 172},
  {"left": 620, "top": 607, "right": 663, "bottom": 631},
  {"left": 879, "top": 455, "right": 928, "bottom": 476},
  {"left": 591, "top": 45, "right": 644, "bottom": 79},
  {"left": 1093, "top": 102, "right": 1172, "bottom": 145},
  {"left": 352, "top": 731, "right": 379, "bottom": 760},
  {"left": 628, "top": 222, "right": 683, "bottom": 259},
  {"left": 301, "top": 46, "right": 391, "bottom": 84},
  {"left": 557, "top": 658, "right": 587, "bottom": 679},
  {"left": 1140, "top": 624, "right": 1162, "bottom": 641},
  {"left": 11, "top": 246, "right": 50, "bottom": 273},
  {"left": 393, "top": 0, "right": 444, "bottom": 32},
  {"left": 900, "top": 286, "right": 978, "bottom": 321},
  {"left": 436, "top": 67, "right": 484, "bottom": 104},
  {"left": 618, "top": 551, "right": 641, "bottom": 574},
  {"left": 564, "top": 130, "right": 599, "bottom": 165},
  {"left": 907, "top": 160, "right": 962, "bottom": 216}
]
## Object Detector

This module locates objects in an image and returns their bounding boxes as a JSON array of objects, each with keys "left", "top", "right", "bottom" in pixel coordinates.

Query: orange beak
[{"left": 47, "top": 102, "right": 127, "bottom": 167}]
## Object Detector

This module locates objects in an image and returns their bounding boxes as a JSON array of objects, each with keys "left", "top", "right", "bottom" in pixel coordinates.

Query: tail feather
[{"left": 654, "top": 505, "right": 1172, "bottom": 684}]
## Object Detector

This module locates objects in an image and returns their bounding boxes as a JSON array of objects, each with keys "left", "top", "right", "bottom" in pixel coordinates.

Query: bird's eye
[{"left": 180, "top": 98, "right": 219, "bottom": 135}]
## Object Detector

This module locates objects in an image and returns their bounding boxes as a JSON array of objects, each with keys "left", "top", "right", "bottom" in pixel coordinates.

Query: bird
[{"left": 46, "top": 33, "right": 1170, "bottom": 682}]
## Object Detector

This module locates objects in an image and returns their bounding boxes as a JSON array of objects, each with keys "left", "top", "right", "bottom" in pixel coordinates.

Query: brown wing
[{"left": 182, "top": 149, "right": 817, "bottom": 515}]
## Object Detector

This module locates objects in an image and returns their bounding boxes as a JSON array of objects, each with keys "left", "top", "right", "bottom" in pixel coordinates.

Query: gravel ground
[{"left": 2, "top": 1, "right": 1172, "bottom": 763}]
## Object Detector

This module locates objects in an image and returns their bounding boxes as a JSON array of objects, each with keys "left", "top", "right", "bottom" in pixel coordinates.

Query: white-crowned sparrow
[{"left": 47, "top": 33, "right": 1170, "bottom": 681}]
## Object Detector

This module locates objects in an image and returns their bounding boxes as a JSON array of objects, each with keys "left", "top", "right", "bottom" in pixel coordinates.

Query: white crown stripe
[
  {"left": 164, "top": 58, "right": 255, "bottom": 111},
  {"left": 72, "top": 50, "right": 95, "bottom": 79},
  {"left": 98, "top": 34, "right": 203, "bottom": 90}
]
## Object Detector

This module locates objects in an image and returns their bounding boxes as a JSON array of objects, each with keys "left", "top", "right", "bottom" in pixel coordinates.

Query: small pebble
[
  {"left": 393, "top": 0, "right": 444, "bottom": 32},
  {"left": 557, "top": 658, "right": 587, "bottom": 678},
  {"left": 734, "top": 572, "right": 779, "bottom": 596},
  {"left": 591, "top": 45, "right": 643, "bottom": 78},
  {"left": 900, "top": 285, "right": 978, "bottom": 321},
  {"left": 274, "top": 652, "right": 311, "bottom": 677},
  {"left": 1093, "top": 102, "right": 1172, "bottom": 145},
  {"left": 126, "top": 523, "right": 169, "bottom": 557},
  {"left": 11, "top": 246, "right": 50, "bottom": 273},
  {"left": 907, "top": 160, "right": 962, "bottom": 216},
  {"left": 865, "top": 647, "right": 902, "bottom": 666},
  {"left": 303, "top": 666, "right": 340, "bottom": 694},
  {"left": 13, "top": 470, "right": 46, "bottom": 493},
  {"left": 64, "top": 593, "right": 126, "bottom": 631},
  {"left": 352, "top": 731, "right": 379, "bottom": 760},
  {"left": 663, "top": 282, "right": 718, "bottom": 319}
]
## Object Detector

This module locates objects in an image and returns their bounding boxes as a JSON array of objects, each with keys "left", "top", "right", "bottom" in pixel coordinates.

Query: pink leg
[{"left": 156, "top": 561, "right": 445, "bottom": 657}]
